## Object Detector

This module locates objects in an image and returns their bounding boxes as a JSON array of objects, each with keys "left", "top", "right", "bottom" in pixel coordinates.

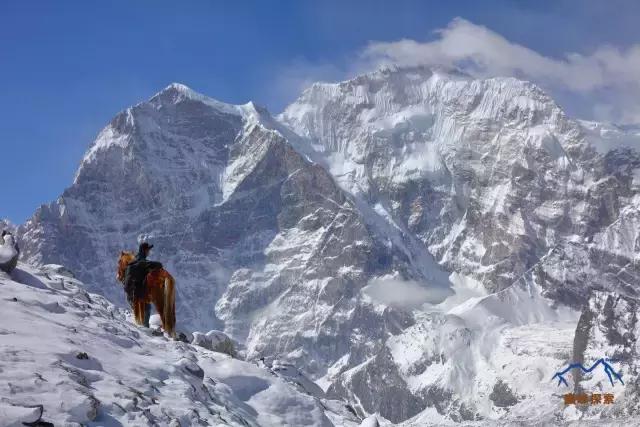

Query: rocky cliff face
[
  {"left": 280, "top": 67, "right": 639, "bottom": 302},
  {"left": 17, "top": 68, "right": 640, "bottom": 424}
]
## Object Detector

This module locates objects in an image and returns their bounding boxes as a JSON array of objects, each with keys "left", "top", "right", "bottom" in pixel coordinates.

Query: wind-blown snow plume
[{"left": 361, "top": 18, "right": 640, "bottom": 123}]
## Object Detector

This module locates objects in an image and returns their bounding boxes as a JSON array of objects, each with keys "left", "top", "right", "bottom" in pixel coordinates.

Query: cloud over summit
[{"left": 358, "top": 18, "right": 640, "bottom": 123}]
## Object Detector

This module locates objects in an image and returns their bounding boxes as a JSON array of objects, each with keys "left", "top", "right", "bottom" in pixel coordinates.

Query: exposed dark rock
[{"left": 489, "top": 379, "right": 519, "bottom": 407}]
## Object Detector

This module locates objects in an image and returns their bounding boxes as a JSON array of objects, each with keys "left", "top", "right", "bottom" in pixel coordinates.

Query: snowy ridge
[
  {"left": 0, "top": 263, "right": 367, "bottom": 426},
  {"left": 153, "top": 83, "right": 247, "bottom": 117}
]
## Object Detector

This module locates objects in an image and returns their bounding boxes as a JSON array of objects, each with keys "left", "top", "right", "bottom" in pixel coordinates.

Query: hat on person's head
[{"left": 139, "top": 242, "right": 154, "bottom": 251}]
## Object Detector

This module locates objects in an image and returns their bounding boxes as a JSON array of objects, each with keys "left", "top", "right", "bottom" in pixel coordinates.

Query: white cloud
[
  {"left": 271, "top": 18, "right": 640, "bottom": 123},
  {"left": 360, "top": 18, "right": 640, "bottom": 123},
  {"left": 362, "top": 273, "right": 452, "bottom": 309}
]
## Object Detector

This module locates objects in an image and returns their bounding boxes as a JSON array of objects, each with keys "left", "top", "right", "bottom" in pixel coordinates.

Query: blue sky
[{"left": 2, "top": 1, "right": 640, "bottom": 223}]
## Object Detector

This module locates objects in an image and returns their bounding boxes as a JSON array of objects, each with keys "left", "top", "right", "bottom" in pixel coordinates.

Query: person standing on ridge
[{"left": 123, "top": 242, "right": 163, "bottom": 328}]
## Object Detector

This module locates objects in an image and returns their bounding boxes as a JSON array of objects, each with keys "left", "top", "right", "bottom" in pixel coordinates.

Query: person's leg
[{"left": 143, "top": 303, "right": 152, "bottom": 327}]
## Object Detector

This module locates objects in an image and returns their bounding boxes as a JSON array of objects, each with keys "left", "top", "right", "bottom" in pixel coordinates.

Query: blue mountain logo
[{"left": 552, "top": 358, "right": 624, "bottom": 387}]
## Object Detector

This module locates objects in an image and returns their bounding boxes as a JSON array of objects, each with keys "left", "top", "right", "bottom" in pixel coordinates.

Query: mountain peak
[
  {"left": 165, "top": 81, "right": 193, "bottom": 93},
  {"left": 149, "top": 82, "right": 244, "bottom": 117},
  {"left": 281, "top": 65, "right": 559, "bottom": 137},
  {"left": 76, "top": 84, "right": 278, "bottom": 178}
]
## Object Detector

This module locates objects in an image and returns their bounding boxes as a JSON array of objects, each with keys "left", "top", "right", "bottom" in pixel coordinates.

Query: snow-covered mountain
[
  {"left": 14, "top": 66, "right": 640, "bottom": 424},
  {"left": 280, "top": 67, "right": 639, "bottom": 301}
]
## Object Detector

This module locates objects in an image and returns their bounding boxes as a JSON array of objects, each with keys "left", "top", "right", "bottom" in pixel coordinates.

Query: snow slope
[{"left": 0, "top": 263, "right": 365, "bottom": 426}]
